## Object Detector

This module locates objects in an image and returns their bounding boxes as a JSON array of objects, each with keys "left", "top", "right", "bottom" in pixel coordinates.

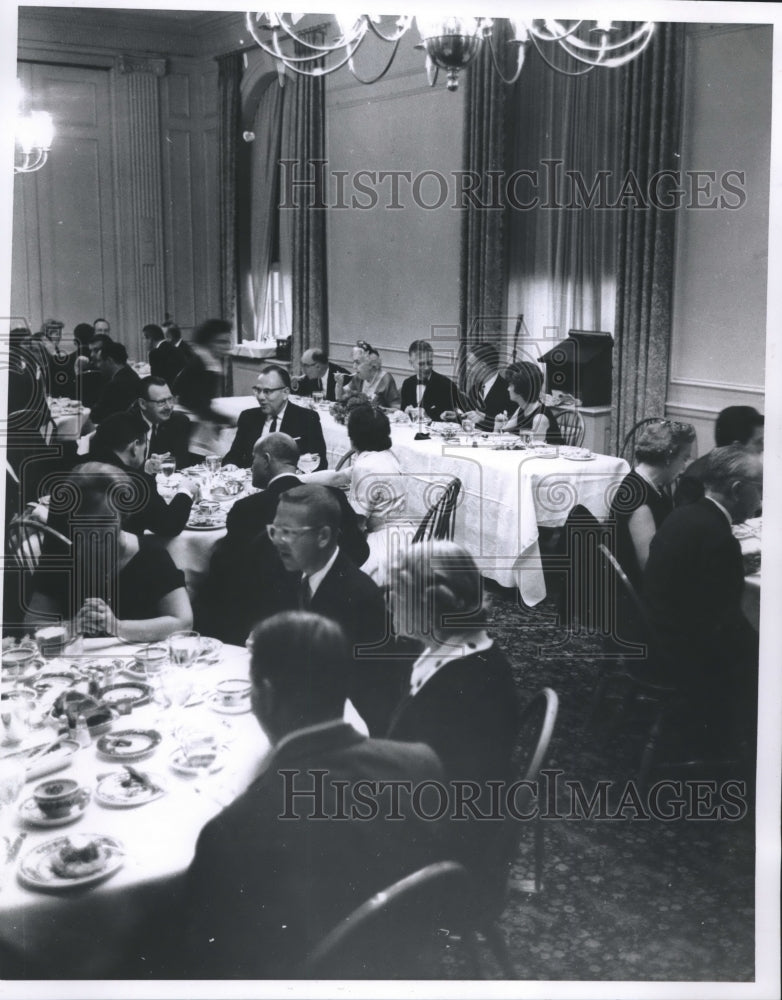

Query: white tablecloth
[
  {"left": 734, "top": 518, "right": 761, "bottom": 631},
  {"left": 192, "top": 397, "right": 630, "bottom": 605},
  {"left": 0, "top": 641, "right": 269, "bottom": 977},
  {"left": 48, "top": 398, "right": 90, "bottom": 442}
]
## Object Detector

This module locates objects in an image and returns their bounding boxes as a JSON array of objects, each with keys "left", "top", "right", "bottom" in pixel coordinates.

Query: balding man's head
[
  {"left": 251, "top": 432, "right": 300, "bottom": 489},
  {"left": 703, "top": 445, "right": 763, "bottom": 523}
]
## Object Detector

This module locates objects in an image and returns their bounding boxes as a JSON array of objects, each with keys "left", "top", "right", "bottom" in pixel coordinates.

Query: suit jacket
[
  {"left": 296, "top": 363, "right": 349, "bottom": 402},
  {"left": 149, "top": 340, "right": 187, "bottom": 388},
  {"left": 400, "top": 370, "right": 461, "bottom": 421},
  {"left": 644, "top": 497, "right": 756, "bottom": 690},
  {"left": 222, "top": 402, "right": 327, "bottom": 471},
  {"left": 343, "top": 371, "right": 401, "bottom": 409},
  {"left": 89, "top": 365, "right": 142, "bottom": 424},
  {"left": 674, "top": 452, "right": 708, "bottom": 506},
  {"left": 128, "top": 402, "right": 193, "bottom": 469},
  {"left": 80, "top": 446, "right": 193, "bottom": 537},
  {"left": 466, "top": 375, "right": 513, "bottom": 431},
  {"left": 168, "top": 723, "right": 445, "bottom": 978}
]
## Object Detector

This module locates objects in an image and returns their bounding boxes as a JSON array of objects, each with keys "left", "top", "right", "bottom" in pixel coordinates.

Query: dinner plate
[
  {"left": 169, "top": 746, "right": 227, "bottom": 776},
  {"left": 95, "top": 771, "right": 165, "bottom": 808},
  {"left": 562, "top": 453, "right": 595, "bottom": 462},
  {"left": 19, "top": 793, "right": 89, "bottom": 828},
  {"left": 207, "top": 692, "right": 251, "bottom": 715},
  {"left": 17, "top": 834, "right": 124, "bottom": 891},
  {"left": 186, "top": 517, "right": 227, "bottom": 531},
  {"left": 99, "top": 682, "right": 152, "bottom": 709},
  {"left": 96, "top": 729, "right": 162, "bottom": 762}
]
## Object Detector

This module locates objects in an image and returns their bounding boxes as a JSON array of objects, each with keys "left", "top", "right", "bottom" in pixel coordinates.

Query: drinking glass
[
  {"left": 297, "top": 453, "right": 319, "bottom": 475},
  {"left": 158, "top": 665, "right": 194, "bottom": 732},
  {"left": 168, "top": 630, "right": 201, "bottom": 669},
  {"left": 175, "top": 724, "right": 220, "bottom": 793},
  {"left": 460, "top": 416, "right": 475, "bottom": 443},
  {"left": 204, "top": 454, "right": 221, "bottom": 475},
  {"left": 312, "top": 391, "right": 324, "bottom": 407},
  {"left": 160, "top": 455, "right": 176, "bottom": 480}
]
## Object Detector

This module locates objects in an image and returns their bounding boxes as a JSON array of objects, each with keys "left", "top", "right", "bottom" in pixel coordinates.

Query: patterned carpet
[{"left": 456, "top": 582, "right": 756, "bottom": 982}]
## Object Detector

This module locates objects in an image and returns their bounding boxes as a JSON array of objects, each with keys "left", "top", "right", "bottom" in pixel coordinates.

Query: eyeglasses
[
  {"left": 254, "top": 385, "right": 287, "bottom": 396},
  {"left": 148, "top": 396, "right": 174, "bottom": 407},
  {"left": 267, "top": 524, "right": 320, "bottom": 543}
]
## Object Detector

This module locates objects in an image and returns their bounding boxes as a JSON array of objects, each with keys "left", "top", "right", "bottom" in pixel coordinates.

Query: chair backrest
[
  {"left": 5, "top": 514, "right": 72, "bottom": 575},
  {"left": 301, "top": 861, "right": 472, "bottom": 979},
  {"left": 412, "top": 477, "right": 461, "bottom": 543},
  {"left": 620, "top": 417, "right": 667, "bottom": 463},
  {"left": 335, "top": 448, "right": 356, "bottom": 471},
  {"left": 556, "top": 409, "right": 586, "bottom": 448},
  {"left": 515, "top": 687, "right": 560, "bottom": 783}
]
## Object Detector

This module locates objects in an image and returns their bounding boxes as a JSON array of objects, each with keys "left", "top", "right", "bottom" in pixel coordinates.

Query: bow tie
[{"left": 417, "top": 378, "right": 429, "bottom": 386}]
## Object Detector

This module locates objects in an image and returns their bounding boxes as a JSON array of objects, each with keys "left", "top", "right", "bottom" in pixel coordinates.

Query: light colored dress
[{"left": 349, "top": 449, "right": 407, "bottom": 585}]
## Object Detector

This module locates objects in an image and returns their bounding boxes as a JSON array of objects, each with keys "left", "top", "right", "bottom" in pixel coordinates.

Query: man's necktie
[
  {"left": 299, "top": 575, "right": 312, "bottom": 610},
  {"left": 268, "top": 416, "right": 278, "bottom": 434},
  {"left": 147, "top": 424, "right": 158, "bottom": 459}
]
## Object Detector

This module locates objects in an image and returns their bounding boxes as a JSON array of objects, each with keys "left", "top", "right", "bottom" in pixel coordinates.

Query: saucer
[
  {"left": 96, "top": 729, "right": 162, "bottom": 762},
  {"left": 20, "top": 792, "right": 90, "bottom": 828},
  {"left": 18, "top": 834, "right": 124, "bottom": 891},
  {"left": 95, "top": 771, "right": 166, "bottom": 808},
  {"left": 207, "top": 692, "right": 251, "bottom": 715},
  {"left": 169, "top": 746, "right": 227, "bottom": 776}
]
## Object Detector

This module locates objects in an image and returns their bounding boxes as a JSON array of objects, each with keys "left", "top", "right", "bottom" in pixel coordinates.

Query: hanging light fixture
[
  {"left": 15, "top": 80, "right": 55, "bottom": 175},
  {"left": 244, "top": 14, "right": 655, "bottom": 91}
]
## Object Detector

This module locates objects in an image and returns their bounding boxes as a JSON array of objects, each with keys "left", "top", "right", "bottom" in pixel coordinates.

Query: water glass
[
  {"left": 168, "top": 630, "right": 201, "bottom": 669},
  {"left": 297, "top": 453, "right": 319, "bottom": 475},
  {"left": 204, "top": 454, "right": 221, "bottom": 475},
  {"left": 160, "top": 455, "right": 176, "bottom": 480},
  {"left": 0, "top": 760, "right": 25, "bottom": 844},
  {"left": 312, "top": 391, "right": 324, "bottom": 407}
]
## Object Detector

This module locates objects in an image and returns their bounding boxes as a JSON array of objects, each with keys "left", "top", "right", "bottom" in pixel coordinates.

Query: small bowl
[
  {"left": 196, "top": 500, "right": 221, "bottom": 517},
  {"left": 2, "top": 645, "right": 38, "bottom": 677},
  {"left": 133, "top": 644, "right": 168, "bottom": 674},
  {"left": 214, "top": 679, "right": 251, "bottom": 708}
]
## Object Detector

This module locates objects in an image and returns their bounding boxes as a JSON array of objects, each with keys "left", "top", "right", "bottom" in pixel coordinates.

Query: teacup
[
  {"left": 33, "top": 778, "right": 90, "bottom": 818},
  {"left": 134, "top": 644, "right": 168, "bottom": 675},
  {"left": 215, "top": 679, "right": 251, "bottom": 707},
  {"left": 35, "top": 625, "right": 69, "bottom": 659},
  {"left": 196, "top": 500, "right": 221, "bottom": 517},
  {"left": 2, "top": 645, "right": 37, "bottom": 677}
]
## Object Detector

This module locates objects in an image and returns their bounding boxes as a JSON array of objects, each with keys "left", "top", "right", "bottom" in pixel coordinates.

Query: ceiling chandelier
[
  {"left": 245, "top": 14, "right": 655, "bottom": 91},
  {"left": 15, "top": 81, "right": 55, "bottom": 175}
]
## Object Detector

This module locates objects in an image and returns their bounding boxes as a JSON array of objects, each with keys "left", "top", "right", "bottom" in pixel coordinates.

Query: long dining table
[
  {"left": 0, "top": 640, "right": 267, "bottom": 977},
  {"left": 188, "top": 396, "right": 630, "bottom": 606}
]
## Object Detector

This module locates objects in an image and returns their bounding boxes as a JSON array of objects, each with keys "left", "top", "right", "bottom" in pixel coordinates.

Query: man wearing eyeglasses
[
  {"left": 131, "top": 376, "right": 193, "bottom": 470},
  {"left": 266, "top": 485, "right": 398, "bottom": 732},
  {"left": 294, "top": 348, "right": 349, "bottom": 402},
  {"left": 222, "top": 365, "right": 327, "bottom": 470}
]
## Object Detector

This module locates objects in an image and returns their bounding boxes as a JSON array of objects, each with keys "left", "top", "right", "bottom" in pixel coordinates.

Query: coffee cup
[
  {"left": 35, "top": 625, "right": 69, "bottom": 659},
  {"left": 197, "top": 500, "right": 221, "bottom": 517},
  {"left": 215, "top": 679, "right": 251, "bottom": 707},
  {"left": 33, "top": 778, "right": 90, "bottom": 818}
]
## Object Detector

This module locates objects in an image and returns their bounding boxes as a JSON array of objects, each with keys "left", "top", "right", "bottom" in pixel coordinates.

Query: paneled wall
[{"left": 668, "top": 23, "right": 770, "bottom": 453}]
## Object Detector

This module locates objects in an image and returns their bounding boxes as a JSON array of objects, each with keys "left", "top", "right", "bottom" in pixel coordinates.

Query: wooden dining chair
[
  {"left": 620, "top": 417, "right": 668, "bottom": 463},
  {"left": 301, "top": 860, "right": 485, "bottom": 979},
  {"left": 6, "top": 512, "right": 72, "bottom": 576},
  {"left": 412, "top": 477, "right": 462, "bottom": 543},
  {"left": 555, "top": 409, "right": 586, "bottom": 447},
  {"left": 470, "top": 687, "right": 560, "bottom": 977},
  {"left": 335, "top": 447, "right": 356, "bottom": 471}
]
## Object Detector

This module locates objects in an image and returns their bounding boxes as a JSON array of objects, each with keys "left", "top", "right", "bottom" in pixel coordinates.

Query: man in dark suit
[
  {"left": 83, "top": 411, "right": 199, "bottom": 537},
  {"left": 222, "top": 365, "right": 327, "bottom": 470},
  {"left": 461, "top": 342, "right": 512, "bottom": 431},
  {"left": 162, "top": 611, "right": 445, "bottom": 979},
  {"left": 675, "top": 406, "right": 764, "bottom": 506},
  {"left": 400, "top": 339, "right": 461, "bottom": 421},
  {"left": 294, "top": 348, "right": 349, "bottom": 402},
  {"left": 644, "top": 444, "right": 762, "bottom": 751},
  {"left": 88, "top": 339, "right": 142, "bottom": 425},
  {"left": 144, "top": 324, "right": 187, "bottom": 387},
  {"left": 268, "top": 486, "right": 400, "bottom": 730},
  {"left": 196, "top": 436, "right": 368, "bottom": 643},
  {"left": 131, "top": 375, "right": 193, "bottom": 469}
]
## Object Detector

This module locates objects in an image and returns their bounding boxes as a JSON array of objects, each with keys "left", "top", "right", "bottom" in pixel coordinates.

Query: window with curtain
[{"left": 505, "top": 50, "right": 627, "bottom": 355}]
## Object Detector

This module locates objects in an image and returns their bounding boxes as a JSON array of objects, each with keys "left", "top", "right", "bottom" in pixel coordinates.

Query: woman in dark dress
[
  {"left": 495, "top": 361, "right": 564, "bottom": 444},
  {"left": 26, "top": 463, "right": 192, "bottom": 642},
  {"left": 386, "top": 542, "right": 520, "bottom": 875},
  {"left": 610, "top": 420, "right": 696, "bottom": 589}
]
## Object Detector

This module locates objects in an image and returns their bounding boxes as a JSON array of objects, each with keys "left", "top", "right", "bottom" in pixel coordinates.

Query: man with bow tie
[{"left": 399, "top": 340, "right": 461, "bottom": 421}]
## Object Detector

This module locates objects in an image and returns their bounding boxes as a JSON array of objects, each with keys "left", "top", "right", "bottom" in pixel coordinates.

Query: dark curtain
[
  {"left": 458, "top": 23, "right": 509, "bottom": 384},
  {"left": 280, "top": 28, "right": 329, "bottom": 372},
  {"left": 217, "top": 52, "right": 243, "bottom": 327},
  {"left": 611, "top": 24, "right": 686, "bottom": 454}
]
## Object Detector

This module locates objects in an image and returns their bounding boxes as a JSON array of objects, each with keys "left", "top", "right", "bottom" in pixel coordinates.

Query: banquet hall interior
[{"left": 1, "top": 6, "right": 775, "bottom": 989}]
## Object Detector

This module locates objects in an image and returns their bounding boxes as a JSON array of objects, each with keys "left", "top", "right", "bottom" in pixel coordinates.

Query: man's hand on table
[{"left": 76, "top": 598, "right": 118, "bottom": 637}]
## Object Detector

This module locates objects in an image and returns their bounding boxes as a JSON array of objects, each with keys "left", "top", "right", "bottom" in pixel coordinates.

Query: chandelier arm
[
  {"left": 347, "top": 38, "right": 404, "bottom": 85},
  {"left": 275, "top": 46, "right": 363, "bottom": 78},
  {"left": 364, "top": 16, "right": 412, "bottom": 44},
  {"left": 485, "top": 35, "right": 527, "bottom": 86},
  {"left": 559, "top": 29, "right": 655, "bottom": 68},
  {"left": 268, "top": 20, "right": 366, "bottom": 70},
  {"left": 529, "top": 34, "right": 597, "bottom": 77},
  {"left": 527, "top": 20, "right": 585, "bottom": 43},
  {"left": 275, "top": 14, "right": 366, "bottom": 53},
  {"left": 245, "top": 13, "right": 364, "bottom": 60},
  {"left": 562, "top": 22, "right": 655, "bottom": 55}
]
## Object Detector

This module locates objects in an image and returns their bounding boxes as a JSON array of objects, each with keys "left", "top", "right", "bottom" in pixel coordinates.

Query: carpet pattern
[{"left": 461, "top": 584, "right": 756, "bottom": 981}]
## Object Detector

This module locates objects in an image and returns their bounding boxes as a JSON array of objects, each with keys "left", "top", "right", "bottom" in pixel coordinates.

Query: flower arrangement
[{"left": 329, "top": 391, "right": 375, "bottom": 425}]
